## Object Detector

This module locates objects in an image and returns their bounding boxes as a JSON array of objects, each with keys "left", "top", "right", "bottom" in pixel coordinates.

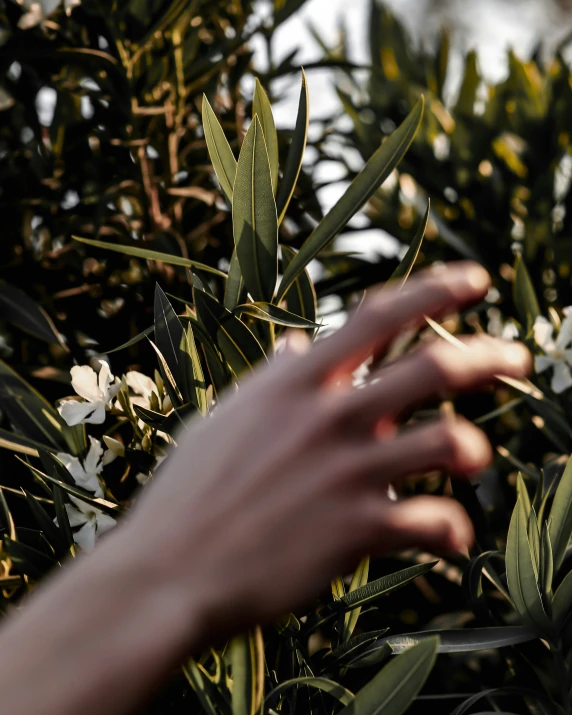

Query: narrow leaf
[
  {"left": 341, "top": 561, "right": 438, "bottom": 611},
  {"left": 253, "top": 78, "right": 279, "bottom": 194},
  {"left": 224, "top": 248, "right": 245, "bottom": 311},
  {"left": 202, "top": 94, "right": 237, "bottom": 203},
  {"left": 276, "top": 68, "right": 309, "bottom": 223},
  {"left": 388, "top": 202, "right": 429, "bottom": 286},
  {"left": 506, "top": 496, "right": 552, "bottom": 636},
  {"left": 72, "top": 236, "right": 226, "bottom": 277},
  {"left": 276, "top": 97, "right": 424, "bottom": 300},
  {"left": 194, "top": 289, "right": 267, "bottom": 375},
  {"left": 230, "top": 627, "right": 264, "bottom": 715},
  {"left": 513, "top": 255, "right": 540, "bottom": 331},
  {"left": 265, "top": 677, "right": 354, "bottom": 709},
  {"left": 549, "top": 453, "right": 572, "bottom": 571},
  {"left": 281, "top": 244, "right": 318, "bottom": 330},
  {"left": 344, "top": 555, "right": 370, "bottom": 641},
  {"left": 337, "top": 636, "right": 438, "bottom": 715},
  {"left": 233, "top": 116, "right": 278, "bottom": 302},
  {"left": 235, "top": 302, "right": 319, "bottom": 328}
]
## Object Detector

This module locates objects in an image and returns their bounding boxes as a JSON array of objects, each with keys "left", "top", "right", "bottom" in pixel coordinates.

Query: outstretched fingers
[
  {"left": 302, "top": 261, "right": 491, "bottom": 383},
  {"left": 341, "top": 335, "right": 531, "bottom": 428},
  {"left": 369, "top": 495, "right": 475, "bottom": 554},
  {"left": 353, "top": 415, "right": 493, "bottom": 484}
]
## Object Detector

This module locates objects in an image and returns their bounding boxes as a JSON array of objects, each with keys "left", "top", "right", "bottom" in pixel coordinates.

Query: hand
[{"left": 130, "top": 261, "right": 532, "bottom": 644}]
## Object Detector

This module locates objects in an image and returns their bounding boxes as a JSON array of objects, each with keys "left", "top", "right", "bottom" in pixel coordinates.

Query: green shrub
[{"left": 4, "top": 1, "right": 572, "bottom": 713}]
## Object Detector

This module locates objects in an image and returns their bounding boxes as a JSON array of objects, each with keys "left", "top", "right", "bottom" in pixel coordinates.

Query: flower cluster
[
  {"left": 533, "top": 308, "right": 572, "bottom": 394},
  {"left": 54, "top": 360, "right": 172, "bottom": 550}
]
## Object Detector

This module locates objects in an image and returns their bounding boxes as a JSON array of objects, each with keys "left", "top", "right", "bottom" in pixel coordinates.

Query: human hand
[{"left": 129, "top": 261, "right": 531, "bottom": 646}]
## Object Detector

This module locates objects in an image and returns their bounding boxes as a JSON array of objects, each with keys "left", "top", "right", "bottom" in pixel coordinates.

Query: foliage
[{"left": 5, "top": 1, "right": 572, "bottom": 714}]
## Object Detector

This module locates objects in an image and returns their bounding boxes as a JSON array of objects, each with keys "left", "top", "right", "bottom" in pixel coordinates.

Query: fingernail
[
  {"left": 506, "top": 343, "right": 530, "bottom": 369},
  {"left": 466, "top": 265, "right": 491, "bottom": 292}
]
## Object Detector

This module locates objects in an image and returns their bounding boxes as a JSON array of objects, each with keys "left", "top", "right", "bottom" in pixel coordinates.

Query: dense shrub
[{"left": 4, "top": 1, "right": 572, "bottom": 714}]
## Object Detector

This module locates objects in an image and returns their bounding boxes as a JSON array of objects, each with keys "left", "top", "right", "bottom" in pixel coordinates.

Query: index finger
[{"left": 304, "top": 261, "right": 491, "bottom": 383}]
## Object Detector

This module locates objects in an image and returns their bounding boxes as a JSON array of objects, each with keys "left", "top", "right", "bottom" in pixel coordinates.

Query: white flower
[
  {"left": 533, "top": 308, "right": 572, "bottom": 393},
  {"left": 487, "top": 309, "right": 519, "bottom": 341},
  {"left": 58, "top": 360, "right": 120, "bottom": 426},
  {"left": 18, "top": 1, "right": 81, "bottom": 30},
  {"left": 56, "top": 436, "right": 115, "bottom": 498},
  {"left": 124, "top": 371, "right": 159, "bottom": 410},
  {"left": 65, "top": 497, "right": 116, "bottom": 552}
]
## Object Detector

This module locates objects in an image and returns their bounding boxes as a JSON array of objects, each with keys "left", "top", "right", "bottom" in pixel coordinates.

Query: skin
[{"left": 0, "top": 261, "right": 531, "bottom": 715}]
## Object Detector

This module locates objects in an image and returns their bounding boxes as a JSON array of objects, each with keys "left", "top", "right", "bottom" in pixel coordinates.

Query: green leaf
[
  {"left": 154, "top": 284, "right": 184, "bottom": 388},
  {"left": 552, "top": 568, "right": 572, "bottom": 625},
  {"left": 101, "top": 326, "right": 155, "bottom": 354},
  {"left": 0, "top": 281, "right": 64, "bottom": 347},
  {"left": 183, "top": 659, "right": 219, "bottom": 715},
  {"left": 72, "top": 236, "right": 226, "bottom": 278},
  {"left": 233, "top": 115, "right": 278, "bottom": 302},
  {"left": 506, "top": 496, "right": 553, "bottom": 636},
  {"left": 194, "top": 289, "right": 267, "bottom": 375},
  {"left": 265, "top": 677, "right": 354, "bottom": 709},
  {"left": 341, "top": 561, "right": 438, "bottom": 611},
  {"left": 0, "top": 360, "right": 67, "bottom": 451},
  {"left": 202, "top": 94, "right": 237, "bottom": 203},
  {"left": 235, "top": 302, "right": 319, "bottom": 329},
  {"left": 24, "top": 490, "right": 68, "bottom": 556},
  {"left": 253, "top": 78, "right": 279, "bottom": 194},
  {"left": 276, "top": 97, "right": 424, "bottom": 301},
  {"left": 148, "top": 340, "right": 183, "bottom": 405},
  {"left": 343, "top": 555, "right": 370, "bottom": 642},
  {"left": 326, "top": 630, "right": 389, "bottom": 668},
  {"left": 516, "top": 471, "right": 532, "bottom": 517},
  {"left": 0, "top": 428, "right": 48, "bottom": 457},
  {"left": 224, "top": 248, "right": 245, "bottom": 311},
  {"left": 549, "top": 453, "right": 572, "bottom": 571},
  {"left": 276, "top": 69, "right": 309, "bottom": 223},
  {"left": 230, "top": 627, "right": 264, "bottom": 715},
  {"left": 281, "top": 245, "right": 318, "bottom": 330},
  {"left": 3, "top": 537, "right": 55, "bottom": 580},
  {"left": 351, "top": 627, "right": 536, "bottom": 666},
  {"left": 540, "top": 521, "right": 553, "bottom": 600},
  {"left": 337, "top": 636, "right": 438, "bottom": 715},
  {"left": 455, "top": 50, "right": 480, "bottom": 116},
  {"left": 52, "top": 484, "right": 74, "bottom": 552},
  {"left": 513, "top": 255, "right": 540, "bottom": 331},
  {"left": 179, "top": 324, "right": 208, "bottom": 415},
  {"left": 388, "top": 202, "right": 429, "bottom": 286}
]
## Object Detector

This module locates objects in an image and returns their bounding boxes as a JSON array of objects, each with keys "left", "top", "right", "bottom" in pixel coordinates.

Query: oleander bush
[{"left": 4, "top": 1, "right": 572, "bottom": 714}]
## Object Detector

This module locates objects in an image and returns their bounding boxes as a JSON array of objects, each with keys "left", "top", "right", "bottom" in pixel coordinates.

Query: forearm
[{"left": 0, "top": 520, "right": 207, "bottom": 715}]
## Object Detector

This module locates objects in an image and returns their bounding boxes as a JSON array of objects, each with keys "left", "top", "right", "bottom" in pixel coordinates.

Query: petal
[
  {"left": 70, "top": 365, "right": 101, "bottom": 401},
  {"left": 533, "top": 317, "right": 555, "bottom": 352},
  {"left": 74, "top": 521, "right": 97, "bottom": 551},
  {"left": 102, "top": 449, "right": 118, "bottom": 466},
  {"left": 84, "top": 436, "right": 104, "bottom": 477},
  {"left": 552, "top": 362, "right": 572, "bottom": 394},
  {"left": 535, "top": 355, "right": 556, "bottom": 374},
  {"left": 125, "top": 371, "right": 157, "bottom": 399},
  {"left": 69, "top": 496, "right": 94, "bottom": 515},
  {"left": 58, "top": 399, "right": 106, "bottom": 426},
  {"left": 96, "top": 514, "right": 117, "bottom": 536},
  {"left": 557, "top": 312, "right": 572, "bottom": 349},
  {"left": 65, "top": 504, "right": 89, "bottom": 528},
  {"left": 55, "top": 452, "right": 85, "bottom": 482},
  {"left": 74, "top": 474, "right": 103, "bottom": 498},
  {"left": 97, "top": 360, "right": 117, "bottom": 401},
  {"left": 502, "top": 322, "right": 519, "bottom": 341}
]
